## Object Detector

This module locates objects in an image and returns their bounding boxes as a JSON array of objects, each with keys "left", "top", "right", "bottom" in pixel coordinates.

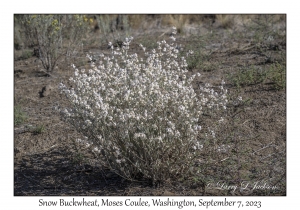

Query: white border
[{"left": 3, "top": 1, "right": 297, "bottom": 209}]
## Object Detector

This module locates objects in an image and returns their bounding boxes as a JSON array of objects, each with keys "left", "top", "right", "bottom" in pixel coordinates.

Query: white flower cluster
[
  {"left": 58, "top": 28, "right": 228, "bottom": 182},
  {"left": 170, "top": 26, "right": 177, "bottom": 41}
]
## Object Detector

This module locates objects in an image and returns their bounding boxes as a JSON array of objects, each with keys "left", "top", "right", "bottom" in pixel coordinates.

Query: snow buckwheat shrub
[{"left": 58, "top": 27, "right": 227, "bottom": 184}]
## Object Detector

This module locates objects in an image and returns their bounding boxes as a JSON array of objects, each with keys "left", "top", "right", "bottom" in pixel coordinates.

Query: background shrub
[
  {"left": 16, "top": 14, "right": 92, "bottom": 73},
  {"left": 14, "top": 105, "right": 27, "bottom": 126}
]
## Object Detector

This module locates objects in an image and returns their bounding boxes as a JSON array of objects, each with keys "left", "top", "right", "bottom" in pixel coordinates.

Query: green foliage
[
  {"left": 32, "top": 124, "right": 45, "bottom": 135},
  {"left": 71, "top": 152, "right": 86, "bottom": 165},
  {"left": 20, "top": 49, "right": 33, "bottom": 60},
  {"left": 180, "top": 35, "right": 214, "bottom": 71},
  {"left": 266, "top": 62, "right": 286, "bottom": 90},
  {"left": 138, "top": 36, "right": 158, "bottom": 50},
  {"left": 14, "top": 105, "right": 27, "bottom": 126},
  {"left": 228, "top": 62, "right": 286, "bottom": 90},
  {"left": 68, "top": 138, "right": 88, "bottom": 165},
  {"left": 186, "top": 50, "right": 204, "bottom": 70},
  {"left": 228, "top": 65, "right": 267, "bottom": 88}
]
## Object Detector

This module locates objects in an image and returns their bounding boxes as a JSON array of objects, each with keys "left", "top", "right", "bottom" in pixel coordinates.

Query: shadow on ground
[{"left": 14, "top": 147, "right": 149, "bottom": 196}]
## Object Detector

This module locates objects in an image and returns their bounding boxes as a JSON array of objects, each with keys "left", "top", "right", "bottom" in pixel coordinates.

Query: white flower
[
  {"left": 178, "top": 105, "right": 185, "bottom": 111},
  {"left": 166, "top": 128, "right": 173, "bottom": 135},
  {"left": 58, "top": 26, "right": 228, "bottom": 181},
  {"left": 134, "top": 133, "right": 146, "bottom": 139},
  {"left": 194, "top": 125, "right": 202, "bottom": 131},
  {"left": 193, "top": 142, "right": 203, "bottom": 150},
  {"left": 174, "top": 130, "right": 181, "bottom": 137},
  {"left": 219, "top": 117, "right": 225, "bottom": 123},
  {"left": 92, "top": 147, "right": 100, "bottom": 153}
]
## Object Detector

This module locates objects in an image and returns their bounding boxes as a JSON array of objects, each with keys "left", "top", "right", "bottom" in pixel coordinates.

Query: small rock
[{"left": 40, "top": 84, "right": 53, "bottom": 97}]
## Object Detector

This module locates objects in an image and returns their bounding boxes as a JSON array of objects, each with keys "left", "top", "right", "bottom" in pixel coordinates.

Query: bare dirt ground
[{"left": 14, "top": 17, "right": 286, "bottom": 196}]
